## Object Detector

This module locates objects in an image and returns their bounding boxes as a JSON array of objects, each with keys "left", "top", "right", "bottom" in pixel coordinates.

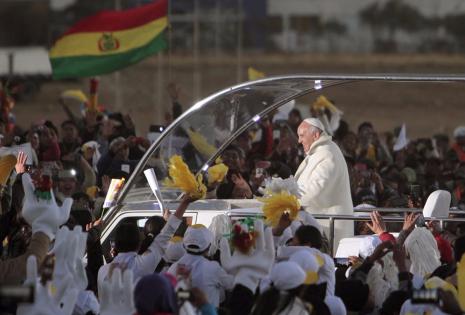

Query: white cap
[
  {"left": 183, "top": 224, "right": 213, "bottom": 253},
  {"left": 270, "top": 261, "right": 306, "bottom": 290},
  {"left": 289, "top": 250, "right": 320, "bottom": 284},
  {"left": 303, "top": 117, "right": 325, "bottom": 132},
  {"left": 453, "top": 126, "right": 465, "bottom": 138},
  {"left": 423, "top": 190, "right": 451, "bottom": 218},
  {"left": 164, "top": 237, "right": 186, "bottom": 263}
]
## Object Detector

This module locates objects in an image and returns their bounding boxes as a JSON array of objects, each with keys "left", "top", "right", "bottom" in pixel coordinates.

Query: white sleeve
[
  {"left": 134, "top": 215, "right": 182, "bottom": 277},
  {"left": 215, "top": 263, "right": 234, "bottom": 290},
  {"left": 148, "top": 215, "right": 182, "bottom": 257}
]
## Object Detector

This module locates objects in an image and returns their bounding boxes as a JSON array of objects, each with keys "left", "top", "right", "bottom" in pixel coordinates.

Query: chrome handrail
[
  {"left": 353, "top": 207, "right": 464, "bottom": 214},
  {"left": 312, "top": 214, "right": 465, "bottom": 256}
]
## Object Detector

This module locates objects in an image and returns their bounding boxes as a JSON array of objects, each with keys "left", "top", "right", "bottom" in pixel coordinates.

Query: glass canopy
[{"left": 115, "top": 74, "right": 465, "bottom": 211}]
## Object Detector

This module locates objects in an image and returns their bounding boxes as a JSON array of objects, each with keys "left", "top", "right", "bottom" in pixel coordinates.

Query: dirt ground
[{"left": 16, "top": 53, "right": 465, "bottom": 139}]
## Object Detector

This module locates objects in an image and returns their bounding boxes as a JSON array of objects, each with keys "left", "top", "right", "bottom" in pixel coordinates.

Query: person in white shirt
[
  {"left": 167, "top": 224, "right": 234, "bottom": 307},
  {"left": 98, "top": 195, "right": 193, "bottom": 290}
]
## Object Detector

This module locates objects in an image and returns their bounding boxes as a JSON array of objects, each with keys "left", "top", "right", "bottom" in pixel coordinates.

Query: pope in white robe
[{"left": 295, "top": 118, "right": 354, "bottom": 250}]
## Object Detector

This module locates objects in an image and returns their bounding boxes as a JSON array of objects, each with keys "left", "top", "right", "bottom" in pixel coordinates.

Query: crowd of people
[{"left": 0, "top": 84, "right": 465, "bottom": 315}]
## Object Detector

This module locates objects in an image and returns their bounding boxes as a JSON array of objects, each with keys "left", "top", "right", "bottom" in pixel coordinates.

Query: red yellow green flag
[{"left": 49, "top": 0, "right": 168, "bottom": 79}]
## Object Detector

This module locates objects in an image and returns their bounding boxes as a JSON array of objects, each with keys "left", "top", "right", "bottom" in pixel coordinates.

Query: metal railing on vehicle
[{"left": 314, "top": 207, "right": 465, "bottom": 256}]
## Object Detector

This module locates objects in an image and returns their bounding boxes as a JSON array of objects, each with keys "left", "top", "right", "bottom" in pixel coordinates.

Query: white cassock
[{"left": 294, "top": 133, "right": 354, "bottom": 250}]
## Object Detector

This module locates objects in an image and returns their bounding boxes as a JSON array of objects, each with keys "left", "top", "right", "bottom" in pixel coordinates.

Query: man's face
[
  {"left": 222, "top": 150, "right": 242, "bottom": 171},
  {"left": 62, "top": 124, "right": 78, "bottom": 142},
  {"left": 58, "top": 178, "right": 77, "bottom": 197},
  {"left": 297, "top": 122, "right": 320, "bottom": 154},
  {"left": 288, "top": 112, "right": 301, "bottom": 126}
]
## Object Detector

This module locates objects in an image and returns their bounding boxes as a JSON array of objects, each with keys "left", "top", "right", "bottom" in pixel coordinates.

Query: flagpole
[
  {"left": 114, "top": 0, "right": 122, "bottom": 112},
  {"left": 236, "top": 0, "right": 243, "bottom": 83},
  {"left": 168, "top": 0, "right": 172, "bottom": 82},
  {"left": 193, "top": 0, "right": 200, "bottom": 102},
  {"left": 156, "top": 52, "right": 163, "bottom": 125}
]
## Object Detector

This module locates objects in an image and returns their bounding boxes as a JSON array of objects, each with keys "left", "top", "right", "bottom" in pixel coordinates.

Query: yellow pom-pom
[
  {"left": 260, "top": 191, "right": 300, "bottom": 227},
  {"left": 207, "top": 163, "right": 228, "bottom": 185},
  {"left": 163, "top": 155, "right": 206, "bottom": 199},
  {"left": 187, "top": 129, "right": 217, "bottom": 158}
]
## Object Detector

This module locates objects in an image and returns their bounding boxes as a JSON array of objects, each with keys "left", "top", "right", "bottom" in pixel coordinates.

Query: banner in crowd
[
  {"left": 103, "top": 178, "right": 125, "bottom": 209},
  {"left": 0, "top": 143, "right": 33, "bottom": 164},
  {"left": 49, "top": 0, "right": 168, "bottom": 79}
]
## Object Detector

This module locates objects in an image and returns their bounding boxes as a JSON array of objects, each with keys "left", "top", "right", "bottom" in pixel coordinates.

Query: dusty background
[{"left": 16, "top": 54, "right": 465, "bottom": 139}]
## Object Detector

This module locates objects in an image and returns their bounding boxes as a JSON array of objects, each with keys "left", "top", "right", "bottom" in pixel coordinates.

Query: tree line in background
[{"left": 1, "top": 0, "right": 465, "bottom": 53}]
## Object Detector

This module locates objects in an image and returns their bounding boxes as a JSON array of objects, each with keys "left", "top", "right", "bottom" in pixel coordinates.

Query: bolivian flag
[{"left": 49, "top": 0, "right": 168, "bottom": 79}]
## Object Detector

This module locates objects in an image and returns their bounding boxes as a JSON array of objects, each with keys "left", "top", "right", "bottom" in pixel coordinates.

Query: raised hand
[
  {"left": 51, "top": 226, "right": 88, "bottom": 295},
  {"left": 21, "top": 173, "right": 72, "bottom": 239},
  {"left": 15, "top": 151, "right": 28, "bottom": 174},
  {"left": 99, "top": 268, "right": 135, "bottom": 315},
  {"left": 366, "top": 211, "right": 387, "bottom": 235},
  {"left": 17, "top": 256, "right": 79, "bottom": 315},
  {"left": 402, "top": 212, "right": 420, "bottom": 232}
]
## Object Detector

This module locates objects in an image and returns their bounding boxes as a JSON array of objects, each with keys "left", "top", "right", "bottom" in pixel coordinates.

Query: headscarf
[
  {"left": 134, "top": 273, "right": 178, "bottom": 315},
  {"left": 404, "top": 227, "right": 441, "bottom": 277}
]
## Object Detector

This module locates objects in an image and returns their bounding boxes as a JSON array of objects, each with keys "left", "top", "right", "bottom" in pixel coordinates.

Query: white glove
[
  {"left": 52, "top": 226, "right": 88, "bottom": 295},
  {"left": 21, "top": 173, "right": 72, "bottom": 240},
  {"left": 220, "top": 219, "right": 275, "bottom": 292},
  {"left": 99, "top": 268, "right": 135, "bottom": 315},
  {"left": 17, "top": 256, "right": 79, "bottom": 315}
]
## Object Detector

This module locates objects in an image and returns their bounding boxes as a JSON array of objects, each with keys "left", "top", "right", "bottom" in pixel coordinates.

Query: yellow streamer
[
  {"left": 187, "top": 129, "right": 217, "bottom": 158},
  {"left": 163, "top": 155, "right": 206, "bottom": 200}
]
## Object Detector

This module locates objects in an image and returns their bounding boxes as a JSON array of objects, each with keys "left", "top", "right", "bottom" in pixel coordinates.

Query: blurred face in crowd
[
  {"left": 83, "top": 146, "right": 95, "bottom": 161},
  {"left": 297, "top": 122, "right": 321, "bottom": 154},
  {"left": 222, "top": 149, "right": 243, "bottom": 171},
  {"left": 236, "top": 132, "right": 251, "bottom": 153},
  {"left": 61, "top": 123, "right": 78, "bottom": 143},
  {"left": 114, "top": 142, "right": 129, "bottom": 161},
  {"left": 342, "top": 132, "right": 358, "bottom": 154},
  {"left": 358, "top": 125, "right": 375, "bottom": 144},
  {"left": 58, "top": 177, "right": 77, "bottom": 197},
  {"left": 288, "top": 110, "right": 302, "bottom": 127},
  {"left": 39, "top": 126, "right": 52, "bottom": 146},
  {"left": 28, "top": 132, "right": 39, "bottom": 150}
]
